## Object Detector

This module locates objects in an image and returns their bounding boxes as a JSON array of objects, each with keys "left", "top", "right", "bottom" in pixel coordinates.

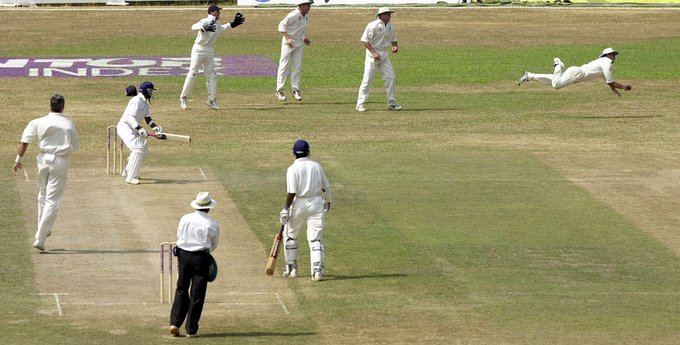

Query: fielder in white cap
[
  {"left": 356, "top": 7, "right": 402, "bottom": 112},
  {"left": 518, "top": 47, "right": 632, "bottom": 97},
  {"left": 275, "top": 0, "right": 314, "bottom": 102}
]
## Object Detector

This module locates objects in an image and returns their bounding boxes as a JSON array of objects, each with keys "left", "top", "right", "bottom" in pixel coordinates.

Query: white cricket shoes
[
  {"left": 207, "top": 99, "right": 219, "bottom": 110},
  {"left": 125, "top": 177, "right": 140, "bottom": 185},
  {"left": 293, "top": 89, "right": 302, "bottom": 101},
  {"left": 312, "top": 268, "right": 324, "bottom": 282},
  {"left": 276, "top": 90, "right": 286, "bottom": 101},
  {"left": 387, "top": 102, "right": 402, "bottom": 111},
  {"left": 32, "top": 240, "right": 45, "bottom": 252},
  {"left": 355, "top": 104, "right": 366, "bottom": 112},
  {"left": 180, "top": 97, "right": 188, "bottom": 110},
  {"left": 517, "top": 70, "right": 529, "bottom": 86},
  {"left": 553, "top": 57, "right": 564, "bottom": 69},
  {"left": 283, "top": 264, "right": 297, "bottom": 278}
]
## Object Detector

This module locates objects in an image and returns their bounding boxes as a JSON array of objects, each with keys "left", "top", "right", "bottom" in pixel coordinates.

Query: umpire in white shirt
[
  {"left": 13, "top": 94, "right": 80, "bottom": 252},
  {"left": 170, "top": 192, "right": 220, "bottom": 338}
]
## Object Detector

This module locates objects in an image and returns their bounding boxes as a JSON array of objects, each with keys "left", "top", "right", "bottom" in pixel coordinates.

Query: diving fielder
[
  {"left": 116, "top": 81, "right": 162, "bottom": 185},
  {"left": 518, "top": 47, "right": 633, "bottom": 97},
  {"left": 279, "top": 140, "right": 332, "bottom": 281},
  {"left": 179, "top": 5, "right": 245, "bottom": 110}
]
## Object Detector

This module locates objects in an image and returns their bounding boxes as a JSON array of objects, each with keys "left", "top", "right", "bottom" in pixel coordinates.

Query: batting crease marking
[
  {"left": 198, "top": 167, "right": 207, "bottom": 181},
  {"left": 276, "top": 293, "right": 289, "bottom": 315},
  {"left": 23, "top": 169, "right": 29, "bottom": 182}
]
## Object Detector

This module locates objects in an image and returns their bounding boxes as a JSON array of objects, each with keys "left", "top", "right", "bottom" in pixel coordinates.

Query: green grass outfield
[{"left": 2, "top": 6, "right": 680, "bottom": 344}]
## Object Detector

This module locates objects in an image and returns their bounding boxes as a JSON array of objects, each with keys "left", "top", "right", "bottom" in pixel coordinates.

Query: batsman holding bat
[
  {"left": 279, "top": 139, "right": 332, "bottom": 281},
  {"left": 116, "top": 81, "right": 163, "bottom": 185}
]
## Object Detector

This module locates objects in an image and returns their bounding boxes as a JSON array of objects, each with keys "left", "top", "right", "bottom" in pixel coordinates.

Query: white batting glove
[
  {"left": 152, "top": 125, "right": 163, "bottom": 133},
  {"left": 137, "top": 127, "right": 148, "bottom": 137},
  {"left": 279, "top": 207, "right": 290, "bottom": 225}
]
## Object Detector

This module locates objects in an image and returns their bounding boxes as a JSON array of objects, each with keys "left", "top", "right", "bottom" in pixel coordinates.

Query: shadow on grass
[
  {"left": 327, "top": 273, "right": 407, "bottom": 281},
  {"left": 563, "top": 115, "right": 662, "bottom": 119},
  {"left": 147, "top": 179, "right": 213, "bottom": 185},
  {"left": 200, "top": 331, "right": 316, "bottom": 338}
]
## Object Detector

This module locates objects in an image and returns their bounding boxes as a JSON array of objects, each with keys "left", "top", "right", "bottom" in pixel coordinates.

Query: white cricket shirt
[
  {"left": 191, "top": 14, "right": 233, "bottom": 53},
  {"left": 579, "top": 56, "right": 615, "bottom": 83},
  {"left": 176, "top": 211, "right": 220, "bottom": 252},
  {"left": 21, "top": 112, "right": 80, "bottom": 157},
  {"left": 118, "top": 93, "right": 151, "bottom": 130},
  {"left": 361, "top": 18, "right": 397, "bottom": 60},
  {"left": 286, "top": 157, "right": 331, "bottom": 200},
  {"left": 279, "top": 9, "right": 308, "bottom": 44}
]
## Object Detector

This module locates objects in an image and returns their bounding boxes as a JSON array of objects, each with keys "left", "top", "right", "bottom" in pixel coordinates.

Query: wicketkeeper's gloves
[{"left": 231, "top": 13, "right": 245, "bottom": 28}]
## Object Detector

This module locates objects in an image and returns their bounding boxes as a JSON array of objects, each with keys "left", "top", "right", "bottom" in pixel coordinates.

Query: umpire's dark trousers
[{"left": 170, "top": 248, "right": 211, "bottom": 335}]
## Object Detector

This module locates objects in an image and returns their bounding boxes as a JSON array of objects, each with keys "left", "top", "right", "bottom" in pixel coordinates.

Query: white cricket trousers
[
  {"left": 357, "top": 57, "right": 396, "bottom": 106},
  {"left": 117, "top": 124, "right": 149, "bottom": 180},
  {"left": 180, "top": 48, "right": 217, "bottom": 101},
  {"left": 284, "top": 196, "right": 325, "bottom": 274},
  {"left": 276, "top": 43, "right": 303, "bottom": 92},
  {"left": 529, "top": 65, "right": 586, "bottom": 90},
  {"left": 35, "top": 153, "right": 69, "bottom": 243}
]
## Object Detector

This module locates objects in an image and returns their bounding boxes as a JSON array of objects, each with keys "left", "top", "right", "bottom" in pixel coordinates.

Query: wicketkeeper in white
[
  {"left": 116, "top": 81, "right": 163, "bottom": 185},
  {"left": 13, "top": 94, "right": 80, "bottom": 252},
  {"left": 180, "top": 5, "right": 245, "bottom": 110},
  {"left": 280, "top": 139, "right": 332, "bottom": 281},
  {"left": 275, "top": 1, "right": 313, "bottom": 102},
  {"left": 518, "top": 47, "right": 633, "bottom": 97},
  {"left": 356, "top": 7, "right": 402, "bottom": 112}
]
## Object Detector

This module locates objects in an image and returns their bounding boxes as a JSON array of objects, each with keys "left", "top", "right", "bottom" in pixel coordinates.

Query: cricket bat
[
  {"left": 149, "top": 132, "right": 192, "bottom": 143},
  {"left": 265, "top": 224, "right": 285, "bottom": 276}
]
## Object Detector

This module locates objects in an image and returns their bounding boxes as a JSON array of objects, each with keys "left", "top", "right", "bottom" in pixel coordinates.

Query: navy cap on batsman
[{"left": 293, "top": 139, "right": 310, "bottom": 156}]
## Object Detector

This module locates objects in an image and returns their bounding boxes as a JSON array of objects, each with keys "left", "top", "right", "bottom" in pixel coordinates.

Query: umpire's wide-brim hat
[
  {"left": 208, "top": 254, "right": 218, "bottom": 282},
  {"left": 600, "top": 47, "right": 619, "bottom": 57},
  {"left": 376, "top": 7, "right": 395, "bottom": 16},
  {"left": 297, "top": 0, "right": 313, "bottom": 6},
  {"left": 191, "top": 192, "right": 217, "bottom": 209}
]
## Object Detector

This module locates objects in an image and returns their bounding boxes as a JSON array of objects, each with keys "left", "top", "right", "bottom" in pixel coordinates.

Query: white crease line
[
  {"left": 198, "top": 167, "right": 208, "bottom": 181},
  {"left": 276, "top": 293, "right": 289, "bottom": 315},
  {"left": 24, "top": 170, "right": 29, "bottom": 182},
  {"left": 54, "top": 294, "right": 63, "bottom": 316}
]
